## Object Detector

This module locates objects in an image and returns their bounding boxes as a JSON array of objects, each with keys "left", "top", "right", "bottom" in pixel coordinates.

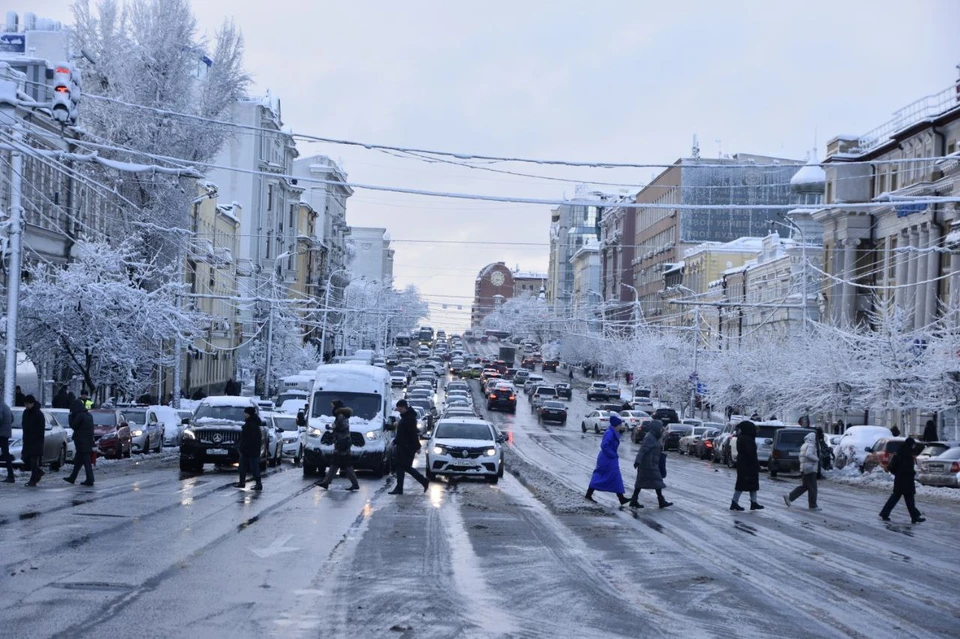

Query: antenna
[
  {"left": 715, "top": 139, "right": 722, "bottom": 157},
  {"left": 691, "top": 134, "right": 700, "bottom": 159}
]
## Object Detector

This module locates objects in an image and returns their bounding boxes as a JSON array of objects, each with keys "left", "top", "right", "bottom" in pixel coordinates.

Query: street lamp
[
  {"left": 319, "top": 268, "right": 350, "bottom": 363},
  {"left": 621, "top": 282, "right": 644, "bottom": 334}
]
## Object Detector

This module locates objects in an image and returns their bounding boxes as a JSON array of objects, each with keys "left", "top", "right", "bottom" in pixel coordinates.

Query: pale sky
[{"left": 25, "top": 0, "right": 960, "bottom": 330}]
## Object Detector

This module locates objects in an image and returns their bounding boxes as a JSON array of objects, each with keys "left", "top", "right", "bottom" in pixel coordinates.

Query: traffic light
[{"left": 51, "top": 63, "right": 81, "bottom": 125}]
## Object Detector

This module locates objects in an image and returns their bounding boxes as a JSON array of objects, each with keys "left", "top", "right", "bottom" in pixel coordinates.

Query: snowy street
[{"left": 2, "top": 355, "right": 958, "bottom": 638}]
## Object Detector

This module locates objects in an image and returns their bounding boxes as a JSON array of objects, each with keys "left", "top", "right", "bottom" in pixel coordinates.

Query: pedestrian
[
  {"left": 879, "top": 437, "right": 925, "bottom": 524},
  {"left": 569, "top": 368, "right": 574, "bottom": 381},
  {"left": 14, "top": 385, "right": 25, "bottom": 407},
  {"left": 0, "top": 397, "right": 14, "bottom": 483},
  {"left": 388, "top": 399, "right": 428, "bottom": 494},
  {"left": 79, "top": 390, "right": 93, "bottom": 410},
  {"left": 922, "top": 419, "right": 938, "bottom": 442},
  {"left": 835, "top": 419, "right": 845, "bottom": 435},
  {"left": 586, "top": 413, "right": 629, "bottom": 505},
  {"left": 52, "top": 387, "right": 70, "bottom": 409},
  {"left": 236, "top": 406, "right": 263, "bottom": 491},
  {"left": 64, "top": 400, "right": 95, "bottom": 486},
  {"left": 890, "top": 425, "right": 901, "bottom": 437},
  {"left": 783, "top": 431, "right": 820, "bottom": 511},
  {"left": 730, "top": 421, "right": 764, "bottom": 511},
  {"left": 815, "top": 426, "right": 832, "bottom": 475},
  {"left": 628, "top": 419, "right": 673, "bottom": 509},
  {"left": 296, "top": 408, "right": 307, "bottom": 429},
  {"left": 318, "top": 400, "right": 360, "bottom": 491},
  {"left": 21, "top": 395, "right": 46, "bottom": 487}
]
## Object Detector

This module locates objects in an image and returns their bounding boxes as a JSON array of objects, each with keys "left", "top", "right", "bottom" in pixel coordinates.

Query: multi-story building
[
  {"left": 294, "top": 155, "right": 353, "bottom": 278},
  {"left": 815, "top": 73, "right": 960, "bottom": 331},
  {"left": 347, "top": 227, "right": 394, "bottom": 285},
  {"left": 599, "top": 194, "right": 639, "bottom": 330},
  {"left": 512, "top": 269, "right": 547, "bottom": 298},
  {"left": 632, "top": 155, "right": 802, "bottom": 321},
  {"left": 570, "top": 242, "right": 601, "bottom": 312},
  {"left": 472, "top": 262, "right": 515, "bottom": 327},
  {"left": 547, "top": 187, "right": 612, "bottom": 310}
]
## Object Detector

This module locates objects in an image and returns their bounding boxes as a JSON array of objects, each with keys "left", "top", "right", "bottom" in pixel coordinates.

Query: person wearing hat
[
  {"left": 21, "top": 395, "right": 46, "bottom": 486},
  {"left": 730, "top": 421, "right": 764, "bottom": 511},
  {"left": 317, "top": 399, "right": 360, "bottom": 491},
  {"left": 64, "top": 399, "right": 95, "bottom": 486},
  {"left": 236, "top": 406, "right": 263, "bottom": 490},
  {"left": 585, "top": 413, "right": 629, "bottom": 505},
  {"left": 80, "top": 389, "right": 94, "bottom": 410},
  {"left": 388, "top": 399, "right": 429, "bottom": 494},
  {"left": 629, "top": 419, "right": 673, "bottom": 509}
]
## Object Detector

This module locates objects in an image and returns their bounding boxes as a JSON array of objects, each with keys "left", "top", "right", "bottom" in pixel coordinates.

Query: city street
[{"left": 2, "top": 354, "right": 958, "bottom": 638}]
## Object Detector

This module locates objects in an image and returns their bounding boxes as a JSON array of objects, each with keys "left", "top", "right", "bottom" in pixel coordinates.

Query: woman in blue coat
[{"left": 585, "top": 413, "right": 629, "bottom": 505}]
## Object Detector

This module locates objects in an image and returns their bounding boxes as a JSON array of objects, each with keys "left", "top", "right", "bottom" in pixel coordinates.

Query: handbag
[{"left": 659, "top": 452, "right": 667, "bottom": 478}]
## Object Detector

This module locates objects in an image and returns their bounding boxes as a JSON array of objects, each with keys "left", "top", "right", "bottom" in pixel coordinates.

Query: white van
[{"left": 301, "top": 364, "right": 396, "bottom": 478}]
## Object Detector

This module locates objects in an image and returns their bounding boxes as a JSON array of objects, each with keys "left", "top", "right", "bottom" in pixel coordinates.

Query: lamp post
[
  {"left": 622, "top": 282, "right": 643, "bottom": 334},
  {"left": 319, "top": 268, "right": 350, "bottom": 363}
]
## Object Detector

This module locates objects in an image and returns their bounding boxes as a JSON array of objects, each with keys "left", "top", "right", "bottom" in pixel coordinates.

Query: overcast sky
[{"left": 27, "top": 0, "right": 960, "bottom": 330}]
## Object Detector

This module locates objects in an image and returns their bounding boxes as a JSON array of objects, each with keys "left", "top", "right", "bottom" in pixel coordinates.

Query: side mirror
[
  {"left": 865, "top": 446, "right": 872, "bottom": 452},
  {"left": 496, "top": 434, "right": 506, "bottom": 443},
  {"left": 181, "top": 418, "right": 191, "bottom": 425}
]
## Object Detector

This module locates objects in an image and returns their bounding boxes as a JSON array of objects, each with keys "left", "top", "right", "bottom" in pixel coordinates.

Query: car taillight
[
  {"left": 773, "top": 450, "right": 780, "bottom": 459},
  {"left": 509, "top": 395, "right": 516, "bottom": 401},
  {"left": 705, "top": 441, "right": 713, "bottom": 448},
  {"left": 489, "top": 394, "right": 496, "bottom": 399},
  {"left": 952, "top": 462, "right": 960, "bottom": 473}
]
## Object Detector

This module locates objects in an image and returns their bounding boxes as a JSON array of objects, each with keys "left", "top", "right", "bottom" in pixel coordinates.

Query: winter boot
[
  {"left": 750, "top": 502, "right": 765, "bottom": 511},
  {"left": 730, "top": 500, "right": 745, "bottom": 511}
]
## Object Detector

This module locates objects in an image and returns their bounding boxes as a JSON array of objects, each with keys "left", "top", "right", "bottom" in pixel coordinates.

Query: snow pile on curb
[
  {"left": 504, "top": 449, "right": 611, "bottom": 516},
  {"left": 825, "top": 467, "right": 960, "bottom": 503}
]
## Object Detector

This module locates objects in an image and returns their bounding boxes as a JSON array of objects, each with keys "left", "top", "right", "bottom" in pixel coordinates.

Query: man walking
[
  {"left": 236, "top": 406, "right": 263, "bottom": 490},
  {"left": 0, "top": 396, "right": 15, "bottom": 483},
  {"left": 64, "top": 400, "right": 95, "bottom": 486},
  {"left": 389, "top": 400, "right": 429, "bottom": 495},
  {"left": 317, "top": 400, "right": 360, "bottom": 491},
  {"left": 784, "top": 431, "right": 820, "bottom": 511},
  {"left": 880, "top": 437, "right": 925, "bottom": 524},
  {"left": 21, "top": 395, "right": 46, "bottom": 487},
  {"left": 922, "top": 419, "right": 938, "bottom": 442},
  {"left": 629, "top": 419, "right": 673, "bottom": 509},
  {"left": 14, "top": 385, "right": 25, "bottom": 407}
]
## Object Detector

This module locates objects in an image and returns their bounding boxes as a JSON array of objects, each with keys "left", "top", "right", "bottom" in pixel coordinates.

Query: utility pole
[
  {"left": 319, "top": 268, "right": 348, "bottom": 363},
  {"left": 2, "top": 124, "right": 23, "bottom": 406},
  {"left": 689, "top": 305, "right": 700, "bottom": 419}
]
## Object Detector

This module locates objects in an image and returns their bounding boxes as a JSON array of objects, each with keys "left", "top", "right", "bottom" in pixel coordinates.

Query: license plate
[
  {"left": 787, "top": 452, "right": 798, "bottom": 457},
  {"left": 927, "top": 464, "right": 944, "bottom": 472},
  {"left": 451, "top": 461, "right": 475, "bottom": 468},
  {"left": 206, "top": 448, "right": 228, "bottom": 456}
]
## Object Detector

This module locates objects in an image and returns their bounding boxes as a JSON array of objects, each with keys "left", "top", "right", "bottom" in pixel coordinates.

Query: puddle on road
[
  {"left": 238, "top": 514, "right": 260, "bottom": 531},
  {"left": 49, "top": 582, "right": 133, "bottom": 592},
  {"left": 19, "top": 511, "right": 40, "bottom": 521}
]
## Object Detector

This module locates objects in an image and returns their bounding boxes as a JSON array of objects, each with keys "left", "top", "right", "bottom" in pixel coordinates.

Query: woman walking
[
  {"left": 585, "top": 413, "right": 629, "bottom": 505},
  {"left": 879, "top": 437, "right": 925, "bottom": 523},
  {"left": 783, "top": 431, "right": 819, "bottom": 510},
  {"left": 730, "top": 421, "right": 764, "bottom": 511},
  {"left": 629, "top": 419, "right": 673, "bottom": 509}
]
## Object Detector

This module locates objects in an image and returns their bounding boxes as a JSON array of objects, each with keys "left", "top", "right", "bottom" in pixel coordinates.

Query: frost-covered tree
[
  {"left": 338, "top": 283, "right": 429, "bottom": 352},
  {"left": 482, "top": 295, "right": 555, "bottom": 345},
  {"left": 240, "top": 303, "right": 317, "bottom": 396},
  {"left": 18, "top": 240, "right": 204, "bottom": 396}
]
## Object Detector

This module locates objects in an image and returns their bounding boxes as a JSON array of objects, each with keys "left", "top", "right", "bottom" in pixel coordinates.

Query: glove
[{"left": 633, "top": 463, "right": 638, "bottom": 469}]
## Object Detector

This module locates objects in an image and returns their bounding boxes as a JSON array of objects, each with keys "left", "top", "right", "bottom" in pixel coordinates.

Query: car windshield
[
  {"left": 273, "top": 416, "right": 298, "bottom": 431},
  {"left": 435, "top": 422, "right": 492, "bottom": 440},
  {"left": 277, "top": 392, "right": 308, "bottom": 404},
  {"left": 193, "top": 405, "right": 248, "bottom": 423},
  {"left": 542, "top": 401, "right": 565, "bottom": 409},
  {"left": 756, "top": 425, "right": 783, "bottom": 439},
  {"left": 669, "top": 425, "right": 692, "bottom": 435},
  {"left": 933, "top": 447, "right": 960, "bottom": 460},
  {"left": 884, "top": 440, "right": 906, "bottom": 453},
  {"left": 536, "top": 388, "right": 556, "bottom": 396},
  {"left": 90, "top": 412, "right": 119, "bottom": 426},
  {"left": 778, "top": 430, "right": 810, "bottom": 445},
  {"left": 124, "top": 410, "right": 147, "bottom": 424},
  {"left": 311, "top": 392, "right": 383, "bottom": 420}
]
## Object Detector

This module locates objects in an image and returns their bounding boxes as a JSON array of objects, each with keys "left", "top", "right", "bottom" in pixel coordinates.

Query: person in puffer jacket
[{"left": 784, "top": 431, "right": 820, "bottom": 510}]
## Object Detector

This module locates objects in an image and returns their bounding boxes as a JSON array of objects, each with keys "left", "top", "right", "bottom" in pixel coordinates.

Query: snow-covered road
[{"left": 1, "top": 352, "right": 957, "bottom": 638}]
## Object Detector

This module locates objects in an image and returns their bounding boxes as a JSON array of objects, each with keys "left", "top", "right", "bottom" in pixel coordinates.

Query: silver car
[
  {"left": 917, "top": 447, "right": 960, "bottom": 488},
  {"left": 121, "top": 407, "right": 165, "bottom": 454},
  {"left": 9, "top": 408, "right": 70, "bottom": 470}
]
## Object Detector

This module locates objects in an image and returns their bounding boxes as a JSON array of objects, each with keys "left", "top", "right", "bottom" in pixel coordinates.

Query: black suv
[
  {"left": 541, "top": 360, "right": 559, "bottom": 372},
  {"left": 652, "top": 408, "right": 680, "bottom": 425},
  {"left": 768, "top": 428, "right": 814, "bottom": 477},
  {"left": 179, "top": 397, "right": 269, "bottom": 473},
  {"left": 486, "top": 385, "right": 517, "bottom": 413}
]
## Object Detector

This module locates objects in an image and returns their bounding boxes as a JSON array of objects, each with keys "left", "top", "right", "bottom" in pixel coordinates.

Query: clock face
[{"left": 490, "top": 271, "right": 505, "bottom": 287}]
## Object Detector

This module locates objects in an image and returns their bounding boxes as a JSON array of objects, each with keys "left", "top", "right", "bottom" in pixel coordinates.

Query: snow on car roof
[
  {"left": 313, "top": 364, "right": 392, "bottom": 390},
  {"left": 198, "top": 395, "right": 258, "bottom": 407}
]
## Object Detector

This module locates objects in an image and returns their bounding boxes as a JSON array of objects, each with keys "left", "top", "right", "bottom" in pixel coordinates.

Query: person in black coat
[
  {"left": 317, "top": 400, "right": 360, "bottom": 490},
  {"left": 21, "top": 395, "right": 46, "bottom": 486},
  {"left": 236, "top": 407, "right": 263, "bottom": 490},
  {"left": 389, "top": 399, "right": 429, "bottom": 495},
  {"left": 65, "top": 400, "right": 95, "bottom": 486},
  {"left": 922, "top": 419, "right": 938, "bottom": 443},
  {"left": 14, "top": 386, "right": 25, "bottom": 407},
  {"left": 52, "top": 387, "right": 70, "bottom": 409},
  {"left": 879, "top": 437, "right": 925, "bottom": 523},
  {"left": 730, "top": 421, "right": 764, "bottom": 511}
]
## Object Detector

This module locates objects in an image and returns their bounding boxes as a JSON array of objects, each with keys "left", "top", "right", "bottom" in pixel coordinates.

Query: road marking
[{"left": 249, "top": 534, "right": 299, "bottom": 558}]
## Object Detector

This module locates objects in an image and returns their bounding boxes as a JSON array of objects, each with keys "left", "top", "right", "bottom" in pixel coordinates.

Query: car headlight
[
  {"left": 309, "top": 427, "right": 324, "bottom": 437},
  {"left": 365, "top": 431, "right": 376, "bottom": 441},
  {"left": 100, "top": 431, "right": 117, "bottom": 440},
  {"left": 181, "top": 429, "right": 196, "bottom": 441},
  {"left": 433, "top": 445, "right": 446, "bottom": 455},
  {"left": 484, "top": 448, "right": 497, "bottom": 457},
  {"left": 132, "top": 430, "right": 143, "bottom": 437}
]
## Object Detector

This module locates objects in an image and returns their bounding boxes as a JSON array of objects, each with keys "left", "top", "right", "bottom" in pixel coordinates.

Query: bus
[
  {"left": 418, "top": 326, "right": 434, "bottom": 344},
  {"left": 395, "top": 335, "right": 410, "bottom": 347}
]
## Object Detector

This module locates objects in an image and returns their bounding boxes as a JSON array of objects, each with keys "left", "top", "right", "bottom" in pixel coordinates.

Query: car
[
  {"left": 693, "top": 425, "right": 724, "bottom": 459},
  {"left": 406, "top": 398, "right": 436, "bottom": 431},
  {"left": 713, "top": 422, "right": 738, "bottom": 464},
  {"left": 586, "top": 382, "right": 610, "bottom": 402},
  {"left": 530, "top": 386, "right": 558, "bottom": 412},
  {"left": 863, "top": 437, "right": 913, "bottom": 473},
  {"left": 523, "top": 375, "right": 545, "bottom": 396},
  {"left": 833, "top": 426, "right": 894, "bottom": 471},
  {"left": 728, "top": 422, "right": 785, "bottom": 468},
  {"left": 179, "top": 396, "right": 269, "bottom": 473},
  {"left": 259, "top": 412, "right": 288, "bottom": 466},
  {"left": 486, "top": 383, "right": 517, "bottom": 413},
  {"left": 767, "top": 428, "right": 815, "bottom": 477},
  {"left": 678, "top": 426, "right": 720, "bottom": 456},
  {"left": 8, "top": 408, "right": 70, "bottom": 471},
  {"left": 425, "top": 418, "right": 504, "bottom": 483},
  {"left": 445, "top": 389, "right": 472, "bottom": 402},
  {"left": 582, "top": 410, "right": 614, "bottom": 434},
  {"left": 269, "top": 412, "right": 303, "bottom": 462},
  {"left": 632, "top": 397, "right": 657, "bottom": 413},
  {"left": 90, "top": 409, "right": 133, "bottom": 459},
  {"left": 917, "top": 447, "right": 960, "bottom": 487},
  {"left": 406, "top": 388, "right": 434, "bottom": 402},
  {"left": 120, "top": 406, "right": 165, "bottom": 454},
  {"left": 390, "top": 370, "right": 407, "bottom": 387},
  {"left": 446, "top": 381, "right": 469, "bottom": 394},
  {"left": 663, "top": 424, "right": 692, "bottom": 451},
  {"left": 46, "top": 408, "right": 76, "bottom": 462},
  {"left": 538, "top": 401, "right": 568, "bottom": 425},
  {"left": 618, "top": 410, "right": 651, "bottom": 432},
  {"left": 598, "top": 403, "right": 628, "bottom": 414},
  {"left": 165, "top": 409, "right": 195, "bottom": 446},
  {"left": 541, "top": 360, "right": 559, "bottom": 373},
  {"left": 443, "top": 405, "right": 477, "bottom": 420},
  {"left": 652, "top": 408, "right": 680, "bottom": 425},
  {"left": 461, "top": 364, "right": 483, "bottom": 379},
  {"left": 521, "top": 358, "right": 537, "bottom": 371},
  {"left": 916, "top": 441, "right": 960, "bottom": 462},
  {"left": 555, "top": 382, "right": 572, "bottom": 400},
  {"left": 480, "top": 369, "right": 502, "bottom": 384},
  {"left": 373, "top": 358, "right": 387, "bottom": 368},
  {"left": 513, "top": 370, "right": 531, "bottom": 385}
]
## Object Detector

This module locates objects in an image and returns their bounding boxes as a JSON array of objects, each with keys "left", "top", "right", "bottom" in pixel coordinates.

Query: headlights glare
[
  {"left": 309, "top": 428, "right": 324, "bottom": 437},
  {"left": 132, "top": 430, "right": 143, "bottom": 437},
  {"left": 433, "top": 446, "right": 445, "bottom": 455},
  {"left": 365, "top": 431, "right": 376, "bottom": 440},
  {"left": 181, "top": 429, "right": 196, "bottom": 440},
  {"left": 485, "top": 448, "right": 497, "bottom": 457}
]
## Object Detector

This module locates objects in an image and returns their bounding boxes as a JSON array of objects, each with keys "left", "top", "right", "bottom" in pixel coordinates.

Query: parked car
[
  {"left": 863, "top": 437, "right": 913, "bottom": 473},
  {"left": 538, "top": 401, "right": 568, "bottom": 425},
  {"left": 728, "top": 422, "right": 785, "bottom": 468},
  {"left": 713, "top": 423, "right": 738, "bottom": 464},
  {"left": 767, "top": 427, "right": 815, "bottom": 477},
  {"left": 120, "top": 407, "right": 165, "bottom": 454},
  {"left": 259, "top": 412, "right": 286, "bottom": 467},
  {"left": 663, "top": 424, "right": 693, "bottom": 451},
  {"left": 486, "top": 383, "right": 517, "bottom": 413},
  {"left": 693, "top": 424, "right": 725, "bottom": 459},
  {"left": 270, "top": 412, "right": 302, "bottom": 462},
  {"left": 581, "top": 410, "right": 614, "bottom": 434},
  {"left": 8, "top": 408, "right": 70, "bottom": 470},
  {"left": 833, "top": 425, "right": 894, "bottom": 471},
  {"left": 530, "top": 386, "right": 558, "bottom": 412},
  {"left": 917, "top": 447, "right": 960, "bottom": 488},
  {"left": 652, "top": 408, "right": 680, "bottom": 426},
  {"left": 915, "top": 441, "right": 958, "bottom": 462},
  {"left": 90, "top": 409, "right": 133, "bottom": 459},
  {"left": 678, "top": 426, "right": 720, "bottom": 456},
  {"left": 425, "top": 418, "right": 505, "bottom": 483},
  {"left": 555, "top": 382, "right": 572, "bottom": 400},
  {"left": 46, "top": 408, "right": 76, "bottom": 462}
]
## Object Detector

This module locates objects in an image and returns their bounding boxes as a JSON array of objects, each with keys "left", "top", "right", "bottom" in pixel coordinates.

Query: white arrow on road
[{"left": 249, "top": 534, "right": 299, "bottom": 558}]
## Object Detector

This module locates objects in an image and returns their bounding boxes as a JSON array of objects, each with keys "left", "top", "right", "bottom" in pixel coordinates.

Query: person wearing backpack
[
  {"left": 317, "top": 400, "right": 360, "bottom": 491},
  {"left": 880, "top": 437, "right": 925, "bottom": 523}
]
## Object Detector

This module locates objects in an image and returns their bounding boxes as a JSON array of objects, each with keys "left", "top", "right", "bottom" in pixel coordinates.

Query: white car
[
  {"left": 278, "top": 398, "right": 309, "bottom": 415},
  {"left": 619, "top": 410, "right": 651, "bottom": 433},
  {"left": 9, "top": 408, "right": 70, "bottom": 471},
  {"left": 581, "top": 410, "right": 615, "bottom": 434},
  {"left": 390, "top": 370, "right": 407, "bottom": 387},
  {"left": 425, "top": 418, "right": 504, "bottom": 483},
  {"left": 260, "top": 412, "right": 286, "bottom": 467},
  {"left": 165, "top": 409, "right": 195, "bottom": 446},
  {"left": 833, "top": 425, "right": 894, "bottom": 471},
  {"left": 271, "top": 412, "right": 303, "bottom": 462}
]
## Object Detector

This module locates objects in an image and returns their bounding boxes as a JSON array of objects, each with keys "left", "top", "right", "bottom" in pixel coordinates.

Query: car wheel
[
  {"left": 426, "top": 468, "right": 436, "bottom": 481},
  {"left": 487, "top": 474, "right": 499, "bottom": 484},
  {"left": 51, "top": 444, "right": 66, "bottom": 471},
  {"left": 294, "top": 446, "right": 302, "bottom": 466},
  {"left": 180, "top": 459, "right": 197, "bottom": 472},
  {"left": 594, "top": 425, "right": 600, "bottom": 434},
  {"left": 371, "top": 458, "right": 385, "bottom": 479},
  {"left": 303, "top": 463, "right": 317, "bottom": 477},
  {"left": 143, "top": 437, "right": 150, "bottom": 454},
  {"left": 581, "top": 422, "right": 587, "bottom": 433}
]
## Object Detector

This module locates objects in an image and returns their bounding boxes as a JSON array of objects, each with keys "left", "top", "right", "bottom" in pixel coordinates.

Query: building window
[
  {"left": 890, "top": 166, "right": 899, "bottom": 191},
  {"left": 267, "top": 184, "right": 274, "bottom": 211}
]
